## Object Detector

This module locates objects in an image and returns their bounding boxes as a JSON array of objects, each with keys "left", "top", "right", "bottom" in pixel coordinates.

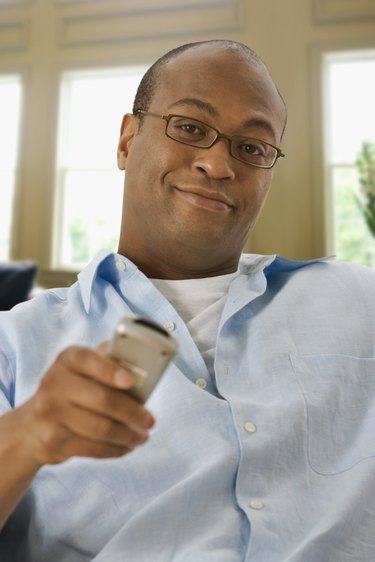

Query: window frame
[
  {"left": 51, "top": 65, "right": 147, "bottom": 271},
  {"left": 310, "top": 39, "right": 375, "bottom": 259},
  {"left": 0, "top": 64, "right": 27, "bottom": 261}
]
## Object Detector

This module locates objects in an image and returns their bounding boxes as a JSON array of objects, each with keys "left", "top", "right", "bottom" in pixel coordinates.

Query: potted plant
[{"left": 355, "top": 140, "right": 375, "bottom": 238}]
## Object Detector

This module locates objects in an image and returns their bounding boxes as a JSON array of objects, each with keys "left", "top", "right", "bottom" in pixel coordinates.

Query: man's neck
[{"left": 118, "top": 244, "right": 240, "bottom": 280}]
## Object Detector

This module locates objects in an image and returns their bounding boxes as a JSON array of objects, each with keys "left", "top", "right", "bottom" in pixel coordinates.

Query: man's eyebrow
[
  {"left": 168, "top": 98, "right": 218, "bottom": 117},
  {"left": 243, "top": 118, "right": 276, "bottom": 141}
]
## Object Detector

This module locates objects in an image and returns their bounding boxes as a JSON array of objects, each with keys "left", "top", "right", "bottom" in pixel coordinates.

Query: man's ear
[{"left": 117, "top": 113, "right": 138, "bottom": 170}]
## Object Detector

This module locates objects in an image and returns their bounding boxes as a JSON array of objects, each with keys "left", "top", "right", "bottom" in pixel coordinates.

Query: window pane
[
  {"left": 326, "top": 53, "right": 375, "bottom": 264},
  {"left": 0, "top": 75, "right": 22, "bottom": 260},
  {"left": 328, "top": 59, "right": 375, "bottom": 165},
  {"left": 59, "top": 170, "right": 122, "bottom": 266},
  {"left": 55, "top": 67, "right": 146, "bottom": 269}
]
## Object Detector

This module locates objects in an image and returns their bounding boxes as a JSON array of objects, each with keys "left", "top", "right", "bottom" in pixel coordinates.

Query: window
[
  {"left": 325, "top": 51, "right": 375, "bottom": 265},
  {"left": 0, "top": 74, "right": 22, "bottom": 261},
  {"left": 54, "top": 66, "right": 147, "bottom": 269}
]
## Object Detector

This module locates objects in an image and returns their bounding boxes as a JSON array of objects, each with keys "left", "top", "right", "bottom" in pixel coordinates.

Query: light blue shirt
[{"left": 0, "top": 249, "right": 375, "bottom": 562}]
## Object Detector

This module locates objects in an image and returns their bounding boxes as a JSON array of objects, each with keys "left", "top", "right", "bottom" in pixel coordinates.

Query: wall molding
[
  {"left": 57, "top": 0, "right": 245, "bottom": 47},
  {"left": 0, "top": 20, "right": 29, "bottom": 52},
  {"left": 0, "top": 0, "right": 32, "bottom": 6},
  {"left": 55, "top": 0, "right": 234, "bottom": 9},
  {"left": 313, "top": 0, "right": 375, "bottom": 23}
]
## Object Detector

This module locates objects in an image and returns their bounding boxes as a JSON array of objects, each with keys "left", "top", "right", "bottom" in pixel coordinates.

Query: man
[{"left": 0, "top": 40, "right": 374, "bottom": 561}]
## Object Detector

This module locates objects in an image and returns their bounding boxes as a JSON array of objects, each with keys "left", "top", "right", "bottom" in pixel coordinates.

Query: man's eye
[
  {"left": 178, "top": 122, "right": 205, "bottom": 135},
  {"left": 240, "top": 141, "right": 266, "bottom": 156}
]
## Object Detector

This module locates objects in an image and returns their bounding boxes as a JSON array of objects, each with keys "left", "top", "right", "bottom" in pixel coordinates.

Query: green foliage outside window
[
  {"left": 334, "top": 168, "right": 372, "bottom": 266},
  {"left": 333, "top": 141, "right": 375, "bottom": 267},
  {"left": 355, "top": 141, "right": 375, "bottom": 237}
]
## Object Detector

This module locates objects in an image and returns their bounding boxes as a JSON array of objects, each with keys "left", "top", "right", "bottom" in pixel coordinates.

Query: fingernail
[
  {"left": 144, "top": 412, "right": 155, "bottom": 429},
  {"left": 114, "top": 368, "right": 132, "bottom": 388}
]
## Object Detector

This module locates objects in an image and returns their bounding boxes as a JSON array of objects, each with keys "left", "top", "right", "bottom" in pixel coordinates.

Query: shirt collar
[
  {"left": 78, "top": 249, "right": 139, "bottom": 313},
  {"left": 238, "top": 253, "right": 334, "bottom": 275},
  {"left": 263, "top": 255, "right": 334, "bottom": 275},
  {"left": 78, "top": 249, "right": 333, "bottom": 313}
]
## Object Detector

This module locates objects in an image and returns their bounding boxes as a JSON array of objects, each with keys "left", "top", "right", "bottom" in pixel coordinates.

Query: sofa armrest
[{"left": 0, "top": 262, "right": 38, "bottom": 311}]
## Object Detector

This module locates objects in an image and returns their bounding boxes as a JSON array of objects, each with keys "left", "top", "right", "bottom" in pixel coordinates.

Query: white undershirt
[{"left": 151, "top": 271, "right": 237, "bottom": 380}]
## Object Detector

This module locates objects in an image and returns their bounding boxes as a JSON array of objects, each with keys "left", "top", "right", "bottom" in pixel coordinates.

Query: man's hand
[
  {"left": 0, "top": 344, "right": 155, "bottom": 529},
  {"left": 20, "top": 345, "right": 155, "bottom": 467}
]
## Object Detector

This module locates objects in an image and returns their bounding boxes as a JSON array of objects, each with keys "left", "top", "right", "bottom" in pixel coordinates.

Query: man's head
[
  {"left": 117, "top": 40, "right": 286, "bottom": 279},
  {"left": 131, "top": 41, "right": 286, "bottom": 122}
]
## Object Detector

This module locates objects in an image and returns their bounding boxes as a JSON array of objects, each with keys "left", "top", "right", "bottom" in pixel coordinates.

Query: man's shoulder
[
  {"left": 4, "top": 284, "right": 73, "bottom": 315},
  {"left": 290, "top": 256, "right": 375, "bottom": 279},
  {"left": 240, "top": 253, "right": 375, "bottom": 294},
  {"left": 0, "top": 283, "right": 79, "bottom": 345}
]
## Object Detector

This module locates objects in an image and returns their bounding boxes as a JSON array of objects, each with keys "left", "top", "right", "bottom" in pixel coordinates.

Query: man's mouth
[{"left": 173, "top": 186, "right": 234, "bottom": 213}]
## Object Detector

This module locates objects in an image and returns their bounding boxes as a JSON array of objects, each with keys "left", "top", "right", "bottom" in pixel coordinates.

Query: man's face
[{"left": 118, "top": 45, "right": 286, "bottom": 277}]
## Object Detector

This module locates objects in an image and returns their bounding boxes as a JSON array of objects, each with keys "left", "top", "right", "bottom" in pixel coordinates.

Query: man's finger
[{"left": 56, "top": 346, "right": 134, "bottom": 389}]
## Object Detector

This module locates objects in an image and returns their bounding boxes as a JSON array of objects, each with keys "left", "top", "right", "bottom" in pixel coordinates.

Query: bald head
[{"left": 132, "top": 40, "right": 287, "bottom": 137}]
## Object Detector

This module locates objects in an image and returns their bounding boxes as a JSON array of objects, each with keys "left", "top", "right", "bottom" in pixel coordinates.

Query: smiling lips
[{"left": 174, "top": 186, "right": 234, "bottom": 212}]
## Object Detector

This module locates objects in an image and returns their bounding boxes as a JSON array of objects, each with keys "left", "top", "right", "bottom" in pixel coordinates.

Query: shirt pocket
[{"left": 290, "top": 353, "right": 375, "bottom": 475}]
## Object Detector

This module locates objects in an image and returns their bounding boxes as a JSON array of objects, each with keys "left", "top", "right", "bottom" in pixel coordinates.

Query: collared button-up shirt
[{"left": 1, "top": 249, "right": 375, "bottom": 562}]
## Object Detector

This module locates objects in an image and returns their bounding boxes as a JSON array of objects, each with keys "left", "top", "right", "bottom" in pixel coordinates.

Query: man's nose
[{"left": 192, "top": 138, "right": 236, "bottom": 180}]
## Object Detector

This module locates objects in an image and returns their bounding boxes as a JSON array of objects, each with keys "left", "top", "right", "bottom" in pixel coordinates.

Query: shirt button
[
  {"left": 163, "top": 320, "right": 176, "bottom": 332},
  {"left": 195, "top": 378, "right": 207, "bottom": 389},
  {"left": 250, "top": 499, "right": 264, "bottom": 510},
  {"left": 115, "top": 259, "right": 127, "bottom": 272},
  {"left": 244, "top": 421, "right": 257, "bottom": 433}
]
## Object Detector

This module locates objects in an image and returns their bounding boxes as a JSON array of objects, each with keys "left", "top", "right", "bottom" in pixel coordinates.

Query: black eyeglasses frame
[{"left": 135, "top": 109, "right": 285, "bottom": 169}]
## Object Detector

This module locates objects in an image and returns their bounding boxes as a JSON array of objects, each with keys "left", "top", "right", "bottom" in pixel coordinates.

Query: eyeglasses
[{"left": 136, "top": 110, "right": 285, "bottom": 169}]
